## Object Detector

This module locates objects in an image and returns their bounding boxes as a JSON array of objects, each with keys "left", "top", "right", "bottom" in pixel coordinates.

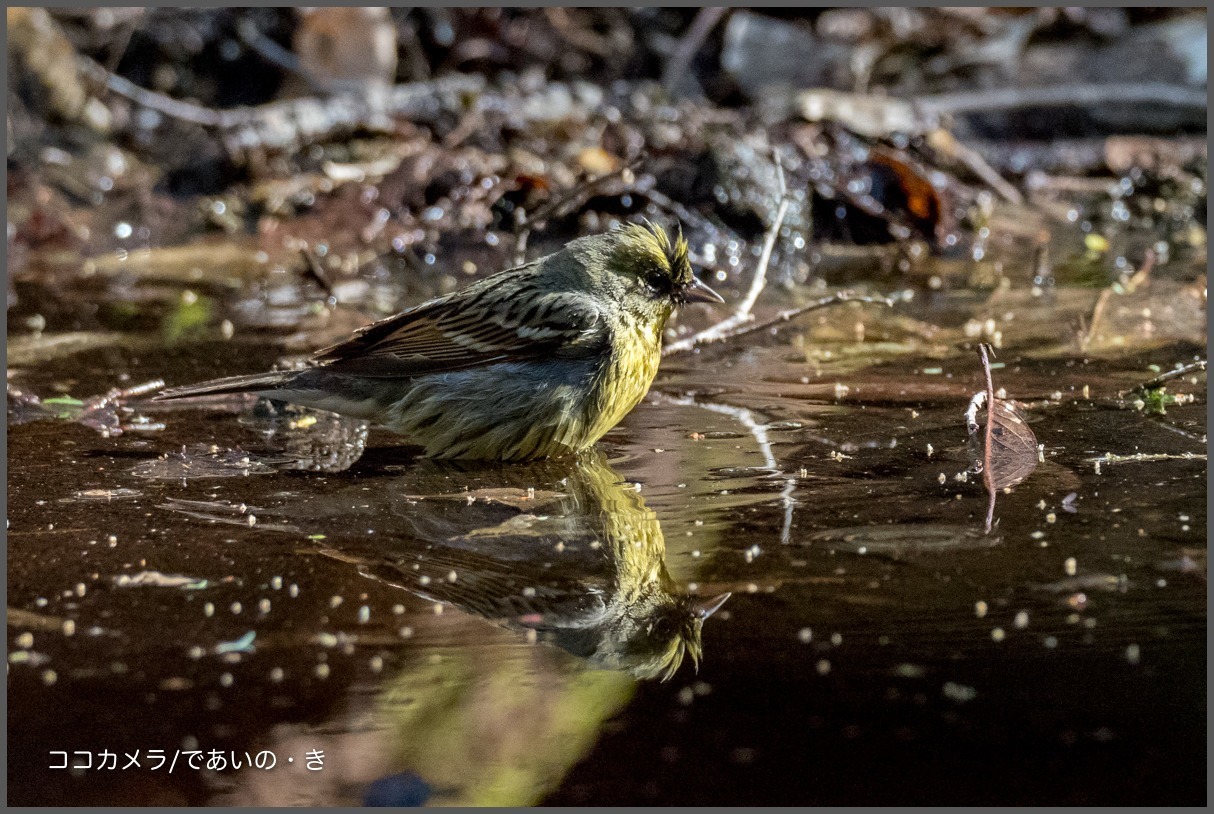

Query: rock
[{"left": 721, "top": 11, "right": 852, "bottom": 99}]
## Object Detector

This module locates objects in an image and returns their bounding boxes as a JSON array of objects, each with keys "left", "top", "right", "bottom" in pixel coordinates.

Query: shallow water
[{"left": 7, "top": 221, "right": 1207, "bottom": 804}]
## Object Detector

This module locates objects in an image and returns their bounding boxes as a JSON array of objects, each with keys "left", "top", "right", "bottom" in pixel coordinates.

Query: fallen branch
[
  {"left": 80, "top": 55, "right": 485, "bottom": 160},
  {"left": 1135, "top": 360, "right": 1207, "bottom": 392},
  {"left": 663, "top": 149, "right": 789, "bottom": 354},
  {"left": 664, "top": 291, "right": 897, "bottom": 356}
]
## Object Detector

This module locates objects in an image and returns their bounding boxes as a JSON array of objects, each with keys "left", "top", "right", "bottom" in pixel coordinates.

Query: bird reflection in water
[{"left": 348, "top": 450, "right": 729, "bottom": 681}]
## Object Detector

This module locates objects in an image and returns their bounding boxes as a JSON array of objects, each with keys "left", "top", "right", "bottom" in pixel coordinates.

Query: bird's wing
[{"left": 313, "top": 282, "right": 609, "bottom": 378}]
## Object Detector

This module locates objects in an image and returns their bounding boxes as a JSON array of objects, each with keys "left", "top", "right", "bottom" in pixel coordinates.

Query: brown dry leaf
[{"left": 980, "top": 399, "right": 1039, "bottom": 491}]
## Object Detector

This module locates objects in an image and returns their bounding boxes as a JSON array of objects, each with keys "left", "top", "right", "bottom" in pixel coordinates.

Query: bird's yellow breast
[{"left": 583, "top": 318, "right": 663, "bottom": 446}]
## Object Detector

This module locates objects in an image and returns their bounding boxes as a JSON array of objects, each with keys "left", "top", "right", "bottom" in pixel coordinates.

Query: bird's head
[
  {"left": 574, "top": 221, "right": 723, "bottom": 327},
  {"left": 597, "top": 590, "right": 731, "bottom": 681}
]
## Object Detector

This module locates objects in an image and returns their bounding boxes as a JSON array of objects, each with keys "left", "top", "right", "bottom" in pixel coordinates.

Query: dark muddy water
[{"left": 7, "top": 223, "right": 1207, "bottom": 805}]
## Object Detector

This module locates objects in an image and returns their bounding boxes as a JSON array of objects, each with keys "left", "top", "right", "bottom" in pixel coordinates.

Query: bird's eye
[{"left": 644, "top": 270, "right": 669, "bottom": 294}]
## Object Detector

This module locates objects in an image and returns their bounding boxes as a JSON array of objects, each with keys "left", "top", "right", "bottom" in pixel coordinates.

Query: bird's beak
[
  {"left": 682, "top": 277, "right": 725, "bottom": 305},
  {"left": 693, "top": 592, "right": 731, "bottom": 620}
]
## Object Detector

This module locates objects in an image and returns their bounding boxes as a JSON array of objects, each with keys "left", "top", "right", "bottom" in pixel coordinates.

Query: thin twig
[
  {"left": 1080, "top": 249, "right": 1157, "bottom": 352},
  {"left": 1135, "top": 360, "right": 1207, "bottom": 392},
  {"left": 651, "top": 391, "right": 796, "bottom": 545},
  {"left": 663, "top": 149, "right": 789, "bottom": 355},
  {"left": 977, "top": 343, "right": 996, "bottom": 534},
  {"left": 664, "top": 292, "right": 896, "bottom": 355},
  {"left": 297, "top": 248, "right": 335, "bottom": 299},
  {"left": 235, "top": 16, "right": 324, "bottom": 92},
  {"left": 661, "top": 7, "right": 729, "bottom": 97},
  {"left": 80, "top": 57, "right": 230, "bottom": 127},
  {"left": 942, "top": 133, "right": 1024, "bottom": 204}
]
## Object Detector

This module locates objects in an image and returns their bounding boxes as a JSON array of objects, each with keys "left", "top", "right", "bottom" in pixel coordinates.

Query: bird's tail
[{"left": 153, "top": 371, "right": 294, "bottom": 401}]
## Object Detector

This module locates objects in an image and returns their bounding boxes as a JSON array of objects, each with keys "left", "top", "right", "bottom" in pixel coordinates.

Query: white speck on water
[
  {"left": 314, "top": 663, "right": 330, "bottom": 679},
  {"left": 204, "top": 603, "right": 215, "bottom": 617},
  {"left": 798, "top": 628, "right": 813, "bottom": 643},
  {"left": 1014, "top": 611, "right": 1029, "bottom": 629},
  {"left": 831, "top": 633, "right": 843, "bottom": 646},
  {"left": 974, "top": 601, "right": 988, "bottom": 618},
  {"left": 270, "top": 576, "right": 283, "bottom": 590},
  {"left": 369, "top": 655, "right": 384, "bottom": 673},
  {"left": 943, "top": 682, "right": 977, "bottom": 703},
  {"left": 392, "top": 604, "right": 405, "bottom": 615},
  {"left": 288, "top": 584, "right": 300, "bottom": 598},
  {"left": 230, "top": 602, "right": 242, "bottom": 615},
  {"left": 418, "top": 575, "right": 431, "bottom": 586},
  {"left": 991, "top": 627, "right": 1006, "bottom": 642},
  {"left": 329, "top": 595, "right": 343, "bottom": 608},
  {"left": 270, "top": 667, "right": 284, "bottom": 682},
  {"left": 816, "top": 659, "right": 831, "bottom": 675},
  {"left": 16, "top": 632, "right": 34, "bottom": 649},
  {"left": 219, "top": 673, "right": 234, "bottom": 688},
  {"left": 258, "top": 598, "right": 271, "bottom": 614},
  {"left": 432, "top": 603, "right": 443, "bottom": 615},
  {"left": 523, "top": 587, "right": 536, "bottom": 597},
  {"left": 62, "top": 620, "right": 76, "bottom": 637},
  {"left": 1064, "top": 557, "right": 1078, "bottom": 576},
  {"left": 1043, "top": 636, "right": 1058, "bottom": 649},
  {"left": 398, "top": 626, "right": 413, "bottom": 638},
  {"left": 358, "top": 606, "right": 370, "bottom": 624},
  {"left": 43, "top": 669, "right": 58, "bottom": 686},
  {"left": 1125, "top": 644, "right": 1141, "bottom": 664}
]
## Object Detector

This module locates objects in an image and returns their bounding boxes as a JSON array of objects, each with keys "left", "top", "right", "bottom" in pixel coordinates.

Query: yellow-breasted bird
[
  {"left": 329, "top": 451, "right": 730, "bottom": 680},
  {"left": 155, "top": 222, "right": 722, "bottom": 461}
]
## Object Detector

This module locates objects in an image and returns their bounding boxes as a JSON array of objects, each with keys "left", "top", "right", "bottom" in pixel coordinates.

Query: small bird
[
  {"left": 156, "top": 222, "right": 723, "bottom": 461},
  {"left": 332, "top": 451, "right": 730, "bottom": 680}
]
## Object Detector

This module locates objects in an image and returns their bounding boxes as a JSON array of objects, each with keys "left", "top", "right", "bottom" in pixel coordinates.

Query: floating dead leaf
[
  {"left": 967, "top": 397, "right": 1039, "bottom": 491},
  {"left": 966, "top": 344, "right": 1039, "bottom": 532}
]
